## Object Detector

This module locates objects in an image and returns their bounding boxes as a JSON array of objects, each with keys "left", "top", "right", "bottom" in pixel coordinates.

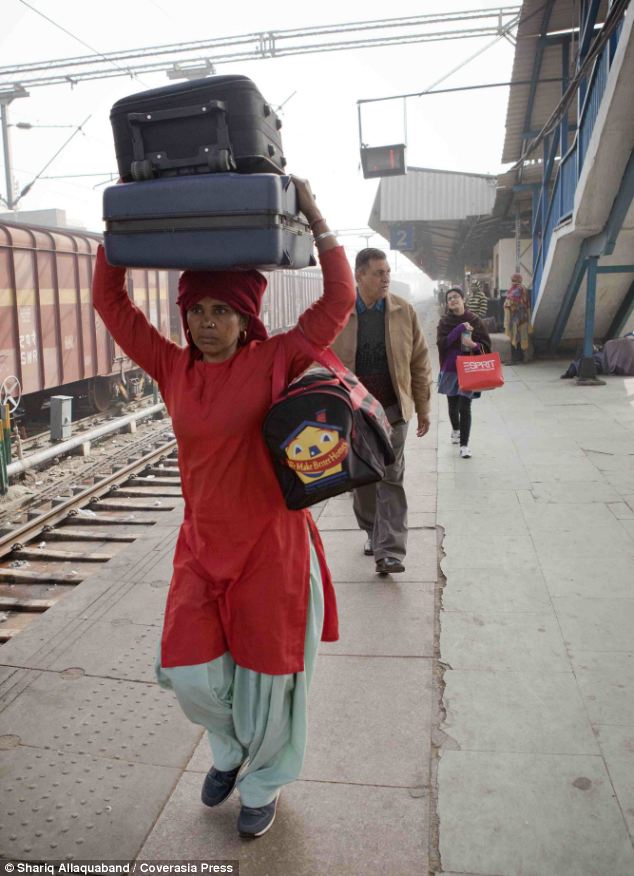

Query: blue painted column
[{"left": 578, "top": 255, "right": 600, "bottom": 380}]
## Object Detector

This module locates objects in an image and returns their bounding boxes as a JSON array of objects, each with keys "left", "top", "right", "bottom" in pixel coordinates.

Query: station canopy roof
[
  {"left": 502, "top": 0, "right": 609, "bottom": 164},
  {"left": 368, "top": 166, "right": 511, "bottom": 282},
  {"left": 494, "top": 0, "right": 609, "bottom": 227}
]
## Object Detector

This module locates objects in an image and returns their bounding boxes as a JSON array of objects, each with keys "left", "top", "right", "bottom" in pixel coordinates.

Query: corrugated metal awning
[
  {"left": 368, "top": 166, "right": 510, "bottom": 281},
  {"left": 376, "top": 166, "right": 497, "bottom": 222}
]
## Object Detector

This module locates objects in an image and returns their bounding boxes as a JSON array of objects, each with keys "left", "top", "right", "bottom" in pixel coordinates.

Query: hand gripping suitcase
[
  {"left": 102, "top": 173, "right": 316, "bottom": 271},
  {"left": 110, "top": 75, "right": 286, "bottom": 181}
]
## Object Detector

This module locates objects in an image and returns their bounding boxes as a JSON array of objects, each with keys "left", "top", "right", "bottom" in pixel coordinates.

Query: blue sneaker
[
  {"left": 237, "top": 795, "right": 279, "bottom": 838},
  {"left": 201, "top": 765, "right": 241, "bottom": 807}
]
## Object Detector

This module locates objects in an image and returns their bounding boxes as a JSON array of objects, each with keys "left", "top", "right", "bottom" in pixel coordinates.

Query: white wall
[{"left": 493, "top": 238, "right": 533, "bottom": 291}]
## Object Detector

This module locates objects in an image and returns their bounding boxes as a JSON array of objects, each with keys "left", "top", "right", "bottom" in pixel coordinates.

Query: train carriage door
[
  {"left": 156, "top": 270, "right": 170, "bottom": 339},
  {"left": 0, "top": 230, "right": 21, "bottom": 389},
  {"left": 55, "top": 243, "right": 83, "bottom": 387},
  {"left": 78, "top": 242, "right": 98, "bottom": 379},
  {"left": 12, "top": 228, "right": 45, "bottom": 395},
  {"left": 146, "top": 269, "right": 159, "bottom": 330},
  {"left": 34, "top": 232, "right": 62, "bottom": 391}
]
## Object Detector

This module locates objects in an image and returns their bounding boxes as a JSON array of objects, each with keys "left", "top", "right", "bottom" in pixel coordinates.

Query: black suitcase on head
[
  {"left": 110, "top": 74, "right": 286, "bottom": 181},
  {"left": 102, "top": 173, "right": 315, "bottom": 271}
]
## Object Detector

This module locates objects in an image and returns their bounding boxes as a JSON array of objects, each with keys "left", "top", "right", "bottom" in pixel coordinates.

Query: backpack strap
[
  {"left": 271, "top": 331, "right": 350, "bottom": 404},
  {"left": 271, "top": 339, "right": 288, "bottom": 403},
  {"left": 291, "top": 331, "right": 374, "bottom": 410}
]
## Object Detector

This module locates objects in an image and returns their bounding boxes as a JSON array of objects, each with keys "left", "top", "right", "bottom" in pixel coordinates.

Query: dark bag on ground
[
  {"left": 103, "top": 173, "right": 315, "bottom": 271},
  {"left": 263, "top": 337, "right": 395, "bottom": 510},
  {"left": 110, "top": 74, "right": 286, "bottom": 181}
]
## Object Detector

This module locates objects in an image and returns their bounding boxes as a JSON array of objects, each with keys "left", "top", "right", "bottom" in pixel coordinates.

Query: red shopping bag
[{"left": 456, "top": 352, "right": 504, "bottom": 392}]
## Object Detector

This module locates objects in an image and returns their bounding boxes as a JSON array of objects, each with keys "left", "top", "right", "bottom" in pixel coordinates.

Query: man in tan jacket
[{"left": 331, "top": 248, "right": 432, "bottom": 574}]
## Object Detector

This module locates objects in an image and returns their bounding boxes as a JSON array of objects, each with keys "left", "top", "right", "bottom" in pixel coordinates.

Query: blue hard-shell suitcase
[{"left": 102, "top": 173, "right": 316, "bottom": 271}]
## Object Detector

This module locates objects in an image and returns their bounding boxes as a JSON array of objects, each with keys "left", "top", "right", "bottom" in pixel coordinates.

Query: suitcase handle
[{"left": 127, "top": 100, "right": 236, "bottom": 177}]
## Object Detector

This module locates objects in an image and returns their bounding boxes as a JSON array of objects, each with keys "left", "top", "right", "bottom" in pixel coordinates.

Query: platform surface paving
[{"left": 1, "top": 304, "right": 634, "bottom": 874}]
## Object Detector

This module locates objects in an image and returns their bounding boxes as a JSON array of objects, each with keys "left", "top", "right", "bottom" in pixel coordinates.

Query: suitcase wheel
[
  {"left": 206, "top": 149, "right": 234, "bottom": 173},
  {"left": 130, "top": 159, "right": 155, "bottom": 181}
]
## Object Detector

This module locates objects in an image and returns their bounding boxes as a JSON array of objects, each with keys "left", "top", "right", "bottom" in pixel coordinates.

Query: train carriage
[
  {"left": 0, "top": 218, "right": 324, "bottom": 420},
  {"left": 0, "top": 219, "right": 176, "bottom": 414}
]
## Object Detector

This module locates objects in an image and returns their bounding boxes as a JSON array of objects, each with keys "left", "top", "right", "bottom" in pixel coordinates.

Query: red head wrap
[{"left": 176, "top": 269, "right": 269, "bottom": 348}]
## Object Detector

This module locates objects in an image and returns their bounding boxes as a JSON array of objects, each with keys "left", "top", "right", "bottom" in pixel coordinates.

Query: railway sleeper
[
  {"left": 0, "top": 568, "right": 84, "bottom": 585},
  {"left": 0, "top": 595, "right": 56, "bottom": 612},
  {"left": 91, "top": 499, "right": 175, "bottom": 512},
  {"left": 112, "top": 488, "right": 182, "bottom": 498},
  {"left": 61, "top": 514, "right": 158, "bottom": 526},
  {"left": 11, "top": 547, "right": 112, "bottom": 563},
  {"left": 128, "top": 476, "right": 181, "bottom": 486},
  {"left": 44, "top": 527, "right": 136, "bottom": 542}
]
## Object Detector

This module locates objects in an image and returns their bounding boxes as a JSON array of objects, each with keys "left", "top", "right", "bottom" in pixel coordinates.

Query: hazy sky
[{"left": 1, "top": 0, "right": 516, "bottom": 292}]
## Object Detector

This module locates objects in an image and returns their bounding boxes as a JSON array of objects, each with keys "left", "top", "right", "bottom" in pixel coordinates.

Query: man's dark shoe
[
  {"left": 376, "top": 557, "right": 405, "bottom": 575},
  {"left": 201, "top": 764, "right": 241, "bottom": 807},
  {"left": 237, "top": 795, "right": 279, "bottom": 838},
  {"left": 363, "top": 537, "right": 374, "bottom": 556}
]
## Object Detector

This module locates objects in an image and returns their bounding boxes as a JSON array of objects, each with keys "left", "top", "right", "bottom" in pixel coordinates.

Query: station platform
[{"left": 1, "top": 304, "right": 634, "bottom": 875}]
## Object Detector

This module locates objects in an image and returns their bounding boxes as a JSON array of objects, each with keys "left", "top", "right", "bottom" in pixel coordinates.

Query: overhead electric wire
[
  {"left": 15, "top": 115, "right": 91, "bottom": 204},
  {"left": 357, "top": 0, "right": 554, "bottom": 106},
  {"left": 0, "top": 7, "right": 522, "bottom": 89},
  {"left": 2, "top": 7, "right": 522, "bottom": 74},
  {"left": 16, "top": 0, "right": 150, "bottom": 86}
]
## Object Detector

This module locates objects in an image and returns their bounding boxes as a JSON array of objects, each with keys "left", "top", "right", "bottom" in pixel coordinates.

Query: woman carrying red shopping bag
[{"left": 436, "top": 287, "right": 492, "bottom": 459}]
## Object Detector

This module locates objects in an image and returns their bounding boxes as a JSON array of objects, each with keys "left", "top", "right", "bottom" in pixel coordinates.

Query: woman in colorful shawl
[{"left": 504, "top": 272, "right": 531, "bottom": 363}]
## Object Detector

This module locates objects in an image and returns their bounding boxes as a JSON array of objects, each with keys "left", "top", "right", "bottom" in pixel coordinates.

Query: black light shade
[{"left": 360, "top": 144, "right": 407, "bottom": 178}]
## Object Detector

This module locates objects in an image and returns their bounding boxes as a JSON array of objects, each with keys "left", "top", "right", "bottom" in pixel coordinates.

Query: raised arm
[
  {"left": 92, "top": 246, "right": 179, "bottom": 384},
  {"left": 292, "top": 176, "right": 355, "bottom": 348},
  {"left": 296, "top": 245, "right": 356, "bottom": 349}
]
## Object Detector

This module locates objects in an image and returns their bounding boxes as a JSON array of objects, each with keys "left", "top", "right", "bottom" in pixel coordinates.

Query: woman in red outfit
[{"left": 92, "top": 178, "right": 355, "bottom": 839}]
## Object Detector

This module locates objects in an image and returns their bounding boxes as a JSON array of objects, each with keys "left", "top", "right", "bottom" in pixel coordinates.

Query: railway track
[
  {"left": 14, "top": 393, "right": 160, "bottom": 453},
  {"left": 0, "top": 434, "right": 181, "bottom": 643},
  {"left": 1, "top": 410, "right": 174, "bottom": 524}
]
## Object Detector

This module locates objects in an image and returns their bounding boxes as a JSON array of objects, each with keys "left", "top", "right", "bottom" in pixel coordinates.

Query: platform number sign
[{"left": 390, "top": 224, "right": 415, "bottom": 252}]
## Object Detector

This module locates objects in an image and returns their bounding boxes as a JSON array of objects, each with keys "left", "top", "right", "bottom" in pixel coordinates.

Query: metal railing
[{"left": 531, "top": 22, "right": 624, "bottom": 306}]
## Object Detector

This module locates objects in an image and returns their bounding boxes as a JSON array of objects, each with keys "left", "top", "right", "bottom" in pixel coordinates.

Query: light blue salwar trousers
[{"left": 155, "top": 533, "right": 324, "bottom": 807}]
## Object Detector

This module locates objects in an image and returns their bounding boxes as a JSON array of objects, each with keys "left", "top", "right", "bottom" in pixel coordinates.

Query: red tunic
[{"left": 92, "top": 245, "right": 355, "bottom": 674}]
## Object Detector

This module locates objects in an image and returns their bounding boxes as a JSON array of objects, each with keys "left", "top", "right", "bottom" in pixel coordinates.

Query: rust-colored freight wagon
[
  {"left": 0, "top": 220, "right": 173, "bottom": 414},
  {"left": 263, "top": 267, "right": 324, "bottom": 334},
  {"left": 166, "top": 265, "right": 325, "bottom": 340},
  {"left": 0, "top": 217, "right": 327, "bottom": 421}
]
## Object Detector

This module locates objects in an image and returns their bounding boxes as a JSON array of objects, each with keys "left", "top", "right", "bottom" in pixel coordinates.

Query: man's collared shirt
[{"left": 356, "top": 293, "right": 385, "bottom": 314}]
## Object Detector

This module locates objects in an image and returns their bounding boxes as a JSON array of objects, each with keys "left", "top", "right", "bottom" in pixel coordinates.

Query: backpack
[{"left": 263, "top": 337, "right": 395, "bottom": 510}]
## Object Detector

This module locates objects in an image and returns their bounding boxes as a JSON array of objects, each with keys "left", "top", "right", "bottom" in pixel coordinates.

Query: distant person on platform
[
  {"left": 330, "top": 247, "right": 432, "bottom": 575},
  {"left": 437, "top": 286, "right": 491, "bottom": 458},
  {"left": 504, "top": 272, "right": 531, "bottom": 364},
  {"left": 466, "top": 281, "right": 488, "bottom": 318}
]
